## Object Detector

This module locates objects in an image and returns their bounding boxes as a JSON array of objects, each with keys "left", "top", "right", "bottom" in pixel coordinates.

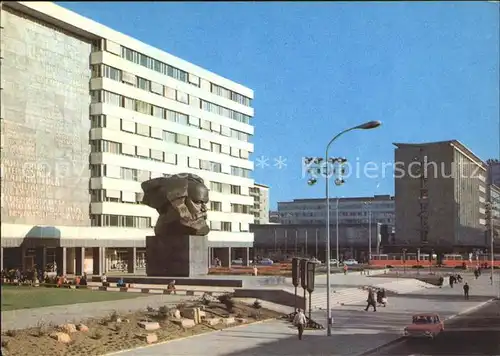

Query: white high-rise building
[{"left": 0, "top": 1, "right": 254, "bottom": 273}]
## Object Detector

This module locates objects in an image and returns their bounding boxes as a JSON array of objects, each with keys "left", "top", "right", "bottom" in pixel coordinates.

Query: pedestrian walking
[
  {"left": 463, "top": 282, "right": 470, "bottom": 300},
  {"left": 364, "top": 288, "right": 377, "bottom": 312},
  {"left": 293, "top": 309, "right": 307, "bottom": 340}
]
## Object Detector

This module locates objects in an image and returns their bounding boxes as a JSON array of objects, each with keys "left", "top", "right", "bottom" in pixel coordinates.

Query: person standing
[
  {"left": 293, "top": 309, "right": 307, "bottom": 340},
  {"left": 463, "top": 282, "right": 470, "bottom": 300},
  {"left": 364, "top": 288, "right": 377, "bottom": 312}
]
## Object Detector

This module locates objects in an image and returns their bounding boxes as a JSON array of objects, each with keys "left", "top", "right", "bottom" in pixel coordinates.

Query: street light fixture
[{"left": 304, "top": 120, "right": 381, "bottom": 336}]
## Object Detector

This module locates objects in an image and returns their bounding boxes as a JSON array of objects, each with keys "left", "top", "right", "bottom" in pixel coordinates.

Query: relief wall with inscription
[{"left": 1, "top": 9, "right": 92, "bottom": 227}]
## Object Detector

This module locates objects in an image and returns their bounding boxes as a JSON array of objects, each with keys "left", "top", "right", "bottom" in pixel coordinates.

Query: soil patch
[{"left": 1, "top": 294, "right": 282, "bottom": 356}]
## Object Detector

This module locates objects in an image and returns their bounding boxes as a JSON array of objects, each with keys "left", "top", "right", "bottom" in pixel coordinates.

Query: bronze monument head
[{"left": 141, "top": 174, "right": 210, "bottom": 237}]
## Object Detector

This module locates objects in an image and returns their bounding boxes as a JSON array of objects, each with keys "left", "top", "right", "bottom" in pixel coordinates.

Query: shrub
[
  {"left": 91, "top": 331, "right": 103, "bottom": 340},
  {"left": 217, "top": 293, "right": 232, "bottom": 304},
  {"left": 158, "top": 306, "right": 169, "bottom": 319},
  {"left": 218, "top": 293, "right": 235, "bottom": 313},
  {"left": 252, "top": 299, "right": 262, "bottom": 309},
  {"left": 5, "top": 330, "right": 16, "bottom": 337},
  {"left": 1, "top": 339, "right": 9, "bottom": 348},
  {"left": 109, "top": 311, "right": 119, "bottom": 322},
  {"left": 33, "top": 321, "right": 49, "bottom": 337}
]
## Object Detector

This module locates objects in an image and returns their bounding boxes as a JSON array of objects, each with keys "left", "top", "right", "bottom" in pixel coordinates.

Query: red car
[{"left": 403, "top": 313, "right": 444, "bottom": 339}]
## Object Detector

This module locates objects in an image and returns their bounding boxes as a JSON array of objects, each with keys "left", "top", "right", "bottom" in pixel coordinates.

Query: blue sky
[{"left": 61, "top": 1, "right": 499, "bottom": 209}]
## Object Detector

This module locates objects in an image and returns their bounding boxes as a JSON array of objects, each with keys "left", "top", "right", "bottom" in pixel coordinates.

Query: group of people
[
  {"left": 365, "top": 288, "right": 387, "bottom": 312},
  {"left": 0, "top": 266, "right": 89, "bottom": 287}
]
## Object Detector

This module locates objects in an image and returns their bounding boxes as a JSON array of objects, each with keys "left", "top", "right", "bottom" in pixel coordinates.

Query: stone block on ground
[
  {"left": 170, "top": 309, "right": 181, "bottom": 319},
  {"left": 173, "top": 318, "right": 196, "bottom": 328},
  {"left": 77, "top": 324, "right": 89, "bottom": 332},
  {"left": 59, "top": 323, "right": 77, "bottom": 333},
  {"left": 138, "top": 321, "right": 161, "bottom": 331},
  {"left": 50, "top": 332, "right": 71, "bottom": 344},
  {"left": 181, "top": 307, "right": 203, "bottom": 324},
  {"left": 223, "top": 317, "right": 236, "bottom": 325},
  {"left": 140, "top": 333, "right": 158, "bottom": 344},
  {"left": 205, "top": 317, "right": 221, "bottom": 326}
]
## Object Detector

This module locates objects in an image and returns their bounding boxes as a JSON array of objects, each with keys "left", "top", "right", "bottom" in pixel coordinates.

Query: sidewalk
[{"left": 110, "top": 293, "right": 492, "bottom": 356}]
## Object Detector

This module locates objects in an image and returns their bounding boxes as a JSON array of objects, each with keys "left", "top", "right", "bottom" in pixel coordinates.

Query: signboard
[
  {"left": 292, "top": 257, "right": 300, "bottom": 287},
  {"left": 306, "top": 262, "right": 316, "bottom": 293},
  {"left": 300, "top": 259, "right": 307, "bottom": 289}
]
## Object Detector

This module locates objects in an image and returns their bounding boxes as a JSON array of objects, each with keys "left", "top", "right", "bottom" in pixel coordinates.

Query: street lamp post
[
  {"left": 336, "top": 198, "right": 340, "bottom": 267},
  {"left": 364, "top": 202, "right": 373, "bottom": 263},
  {"left": 304, "top": 120, "right": 381, "bottom": 336}
]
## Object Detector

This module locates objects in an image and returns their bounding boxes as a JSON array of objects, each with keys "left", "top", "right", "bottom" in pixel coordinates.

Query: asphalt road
[{"left": 367, "top": 299, "right": 500, "bottom": 355}]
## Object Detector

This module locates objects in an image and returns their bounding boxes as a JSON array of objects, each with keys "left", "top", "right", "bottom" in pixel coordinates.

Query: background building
[
  {"left": 250, "top": 183, "right": 269, "bottom": 224},
  {"left": 0, "top": 1, "right": 255, "bottom": 273},
  {"left": 269, "top": 211, "right": 280, "bottom": 223},
  {"left": 277, "top": 195, "right": 394, "bottom": 228},
  {"left": 487, "top": 159, "right": 500, "bottom": 187},
  {"left": 250, "top": 222, "right": 383, "bottom": 262},
  {"left": 487, "top": 184, "right": 500, "bottom": 239},
  {"left": 393, "top": 140, "right": 488, "bottom": 252}
]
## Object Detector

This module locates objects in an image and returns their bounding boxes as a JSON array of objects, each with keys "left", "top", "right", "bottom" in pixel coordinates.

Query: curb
[
  {"left": 355, "top": 297, "right": 495, "bottom": 356},
  {"left": 104, "top": 318, "right": 277, "bottom": 355},
  {"left": 90, "top": 286, "right": 227, "bottom": 297}
]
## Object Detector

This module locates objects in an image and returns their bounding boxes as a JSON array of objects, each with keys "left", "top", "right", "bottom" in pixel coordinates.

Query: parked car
[
  {"left": 309, "top": 257, "right": 322, "bottom": 265},
  {"left": 343, "top": 259, "right": 359, "bottom": 266},
  {"left": 329, "top": 259, "right": 340, "bottom": 266},
  {"left": 259, "top": 258, "right": 274, "bottom": 266},
  {"left": 404, "top": 313, "right": 444, "bottom": 339}
]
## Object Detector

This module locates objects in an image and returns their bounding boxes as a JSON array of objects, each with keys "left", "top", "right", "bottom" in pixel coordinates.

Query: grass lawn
[{"left": 1, "top": 285, "right": 145, "bottom": 311}]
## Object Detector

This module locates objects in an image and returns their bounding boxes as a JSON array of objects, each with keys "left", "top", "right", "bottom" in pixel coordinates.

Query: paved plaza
[{"left": 109, "top": 273, "right": 496, "bottom": 356}]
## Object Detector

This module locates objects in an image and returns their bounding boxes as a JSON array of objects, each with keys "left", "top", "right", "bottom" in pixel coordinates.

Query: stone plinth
[{"left": 146, "top": 235, "right": 208, "bottom": 277}]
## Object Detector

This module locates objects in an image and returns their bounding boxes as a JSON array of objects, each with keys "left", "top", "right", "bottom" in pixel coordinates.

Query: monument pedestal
[{"left": 146, "top": 235, "right": 208, "bottom": 277}]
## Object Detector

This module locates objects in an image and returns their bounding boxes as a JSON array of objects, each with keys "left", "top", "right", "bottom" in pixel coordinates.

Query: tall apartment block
[
  {"left": 250, "top": 183, "right": 269, "bottom": 224},
  {"left": 487, "top": 159, "right": 500, "bottom": 187},
  {"left": 394, "top": 140, "right": 488, "bottom": 252},
  {"left": 0, "top": 2, "right": 255, "bottom": 273}
]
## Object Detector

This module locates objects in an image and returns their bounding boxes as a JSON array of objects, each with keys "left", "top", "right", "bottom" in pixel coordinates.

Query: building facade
[
  {"left": 269, "top": 211, "right": 280, "bottom": 223},
  {"left": 487, "top": 184, "right": 500, "bottom": 238},
  {"left": 487, "top": 159, "right": 500, "bottom": 187},
  {"left": 250, "top": 222, "right": 383, "bottom": 262},
  {"left": 250, "top": 183, "right": 269, "bottom": 224},
  {"left": 394, "top": 140, "right": 488, "bottom": 252},
  {"left": 277, "top": 195, "right": 395, "bottom": 227},
  {"left": 0, "top": 1, "right": 255, "bottom": 273}
]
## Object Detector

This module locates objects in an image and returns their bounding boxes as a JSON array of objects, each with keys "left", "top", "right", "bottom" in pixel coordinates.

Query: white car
[
  {"left": 329, "top": 259, "right": 340, "bottom": 266},
  {"left": 343, "top": 259, "right": 359, "bottom": 266},
  {"left": 309, "top": 257, "right": 322, "bottom": 265}
]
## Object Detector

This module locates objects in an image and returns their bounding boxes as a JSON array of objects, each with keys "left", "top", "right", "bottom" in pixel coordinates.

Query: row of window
[
  {"left": 90, "top": 115, "right": 250, "bottom": 160},
  {"left": 90, "top": 190, "right": 252, "bottom": 214},
  {"left": 90, "top": 214, "right": 151, "bottom": 228},
  {"left": 210, "top": 182, "right": 247, "bottom": 196},
  {"left": 90, "top": 139, "right": 250, "bottom": 177},
  {"left": 90, "top": 90, "right": 250, "bottom": 142},
  {"left": 94, "top": 63, "right": 252, "bottom": 127},
  {"left": 91, "top": 162, "right": 250, "bottom": 184},
  {"left": 119, "top": 47, "right": 252, "bottom": 107},
  {"left": 209, "top": 221, "right": 249, "bottom": 232},
  {"left": 211, "top": 83, "right": 251, "bottom": 107},
  {"left": 93, "top": 64, "right": 251, "bottom": 125}
]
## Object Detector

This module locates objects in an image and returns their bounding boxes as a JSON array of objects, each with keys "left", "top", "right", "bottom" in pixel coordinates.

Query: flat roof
[
  {"left": 393, "top": 140, "right": 486, "bottom": 168},
  {"left": 5, "top": 1, "right": 254, "bottom": 97},
  {"left": 254, "top": 183, "right": 269, "bottom": 189},
  {"left": 278, "top": 195, "right": 394, "bottom": 204}
]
